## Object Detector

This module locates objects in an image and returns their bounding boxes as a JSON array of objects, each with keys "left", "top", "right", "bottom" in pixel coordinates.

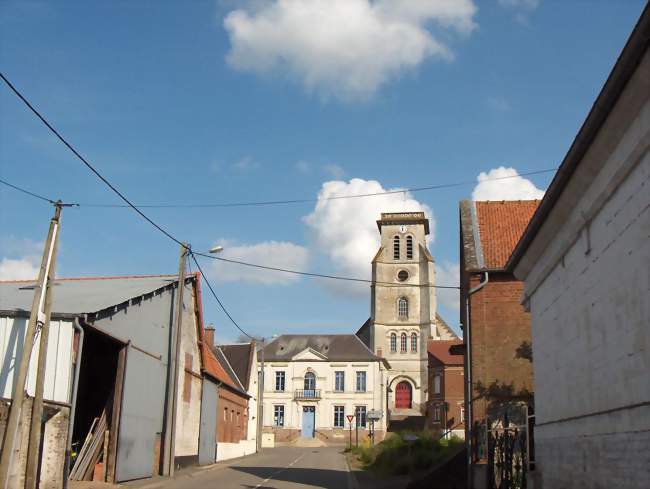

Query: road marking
[{"left": 253, "top": 452, "right": 306, "bottom": 489}]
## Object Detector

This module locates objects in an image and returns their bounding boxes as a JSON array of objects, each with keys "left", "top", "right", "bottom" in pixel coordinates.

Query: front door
[
  {"left": 301, "top": 406, "right": 315, "bottom": 438},
  {"left": 395, "top": 381, "right": 412, "bottom": 409}
]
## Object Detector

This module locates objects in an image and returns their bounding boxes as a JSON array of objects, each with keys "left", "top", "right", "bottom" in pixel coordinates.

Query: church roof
[
  {"left": 259, "top": 334, "right": 389, "bottom": 367},
  {"left": 460, "top": 200, "right": 540, "bottom": 271}
]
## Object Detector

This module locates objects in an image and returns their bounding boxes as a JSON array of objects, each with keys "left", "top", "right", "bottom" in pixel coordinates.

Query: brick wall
[
  {"left": 427, "top": 358, "right": 464, "bottom": 435},
  {"left": 465, "top": 272, "right": 534, "bottom": 426},
  {"left": 217, "top": 386, "right": 248, "bottom": 444}
]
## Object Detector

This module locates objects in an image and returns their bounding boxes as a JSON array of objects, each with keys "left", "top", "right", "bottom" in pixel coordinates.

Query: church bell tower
[{"left": 369, "top": 212, "right": 438, "bottom": 415}]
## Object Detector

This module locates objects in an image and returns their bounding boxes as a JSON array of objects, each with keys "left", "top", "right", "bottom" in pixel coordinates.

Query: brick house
[
  {"left": 459, "top": 200, "right": 539, "bottom": 481},
  {"left": 427, "top": 339, "right": 464, "bottom": 438}
]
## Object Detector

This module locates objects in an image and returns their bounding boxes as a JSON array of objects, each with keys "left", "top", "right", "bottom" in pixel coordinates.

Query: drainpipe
[
  {"left": 465, "top": 271, "right": 488, "bottom": 488},
  {"left": 63, "top": 318, "right": 85, "bottom": 489}
]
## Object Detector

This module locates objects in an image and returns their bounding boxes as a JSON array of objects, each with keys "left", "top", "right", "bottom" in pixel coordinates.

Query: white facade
[
  {"left": 261, "top": 349, "right": 387, "bottom": 442},
  {"left": 513, "top": 37, "right": 650, "bottom": 489},
  {"left": 0, "top": 316, "right": 74, "bottom": 404}
]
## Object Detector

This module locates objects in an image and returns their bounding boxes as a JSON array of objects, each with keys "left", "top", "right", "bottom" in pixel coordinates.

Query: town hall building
[{"left": 260, "top": 212, "right": 458, "bottom": 443}]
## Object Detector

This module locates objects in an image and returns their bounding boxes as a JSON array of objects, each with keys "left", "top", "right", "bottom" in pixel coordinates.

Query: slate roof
[
  {"left": 428, "top": 340, "right": 464, "bottom": 366},
  {"left": 0, "top": 275, "right": 184, "bottom": 316},
  {"left": 460, "top": 200, "right": 540, "bottom": 271},
  {"left": 260, "top": 334, "right": 388, "bottom": 366},
  {"left": 212, "top": 345, "right": 248, "bottom": 394},
  {"left": 219, "top": 343, "right": 254, "bottom": 390},
  {"left": 201, "top": 343, "right": 245, "bottom": 393}
]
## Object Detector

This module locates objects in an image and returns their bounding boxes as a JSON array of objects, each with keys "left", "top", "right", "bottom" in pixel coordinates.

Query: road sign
[
  {"left": 346, "top": 414, "right": 355, "bottom": 423},
  {"left": 367, "top": 410, "right": 382, "bottom": 420}
]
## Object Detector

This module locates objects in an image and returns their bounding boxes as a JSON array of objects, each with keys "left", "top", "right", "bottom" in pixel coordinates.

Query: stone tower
[{"left": 369, "top": 212, "right": 449, "bottom": 415}]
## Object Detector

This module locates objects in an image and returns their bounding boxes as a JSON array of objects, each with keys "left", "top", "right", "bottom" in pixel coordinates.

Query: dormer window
[
  {"left": 393, "top": 236, "right": 400, "bottom": 260},
  {"left": 398, "top": 297, "right": 408, "bottom": 319},
  {"left": 406, "top": 236, "right": 414, "bottom": 259}
]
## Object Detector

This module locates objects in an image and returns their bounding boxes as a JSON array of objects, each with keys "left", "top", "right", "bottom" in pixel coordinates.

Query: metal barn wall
[
  {"left": 0, "top": 316, "right": 73, "bottom": 404},
  {"left": 92, "top": 286, "right": 175, "bottom": 482},
  {"left": 198, "top": 378, "right": 218, "bottom": 465}
]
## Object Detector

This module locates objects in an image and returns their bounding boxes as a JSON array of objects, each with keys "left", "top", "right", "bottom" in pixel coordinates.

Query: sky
[{"left": 0, "top": 0, "right": 645, "bottom": 342}]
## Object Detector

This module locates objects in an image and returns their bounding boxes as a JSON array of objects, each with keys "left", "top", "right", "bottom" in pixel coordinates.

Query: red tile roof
[
  {"left": 475, "top": 201, "right": 541, "bottom": 269},
  {"left": 428, "top": 340, "right": 464, "bottom": 365}
]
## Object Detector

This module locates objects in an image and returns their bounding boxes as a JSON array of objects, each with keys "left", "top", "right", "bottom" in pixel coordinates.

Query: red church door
[{"left": 395, "top": 381, "right": 412, "bottom": 409}]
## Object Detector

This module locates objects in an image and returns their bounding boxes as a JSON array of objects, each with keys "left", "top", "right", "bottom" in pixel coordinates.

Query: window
[
  {"left": 434, "top": 374, "right": 441, "bottom": 394},
  {"left": 406, "top": 236, "right": 413, "bottom": 259},
  {"left": 275, "top": 371, "right": 285, "bottom": 392},
  {"left": 273, "top": 405, "right": 285, "bottom": 427},
  {"left": 397, "top": 270, "right": 409, "bottom": 282},
  {"left": 460, "top": 405, "right": 465, "bottom": 423},
  {"left": 411, "top": 333, "right": 418, "bottom": 352},
  {"left": 223, "top": 407, "right": 227, "bottom": 421},
  {"left": 304, "top": 371, "right": 316, "bottom": 391},
  {"left": 335, "top": 371, "right": 345, "bottom": 392},
  {"left": 390, "top": 333, "right": 397, "bottom": 353},
  {"left": 400, "top": 333, "right": 407, "bottom": 353},
  {"left": 393, "top": 236, "right": 400, "bottom": 260},
  {"left": 398, "top": 297, "right": 408, "bottom": 319},
  {"left": 356, "top": 371, "right": 367, "bottom": 392},
  {"left": 355, "top": 406, "right": 367, "bottom": 428},
  {"left": 433, "top": 405, "right": 441, "bottom": 422},
  {"left": 334, "top": 406, "right": 345, "bottom": 428}
]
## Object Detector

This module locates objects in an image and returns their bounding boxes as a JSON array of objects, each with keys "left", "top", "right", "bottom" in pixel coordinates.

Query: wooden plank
[
  {"left": 101, "top": 430, "right": 109, "bottom": 481},
  {"left": 107, "top": 345, "right": 126, "bottom": 483}
]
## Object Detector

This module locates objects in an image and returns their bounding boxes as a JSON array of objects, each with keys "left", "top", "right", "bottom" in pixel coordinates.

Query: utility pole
[
  {"left": 256, "top": 338, "right": 265, "bottom": 453},
  {"left": 0, "top": 203, "right": 62, "bottom": 489},
  {"left": 162, "top": 243, "right": 188, "bottom": 477},
  {"left": 25, "top": 214, "right": 60, "bottom": 489}
]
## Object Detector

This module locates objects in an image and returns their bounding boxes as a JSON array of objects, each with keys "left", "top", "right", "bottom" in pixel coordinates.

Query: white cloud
[
  {"left": 0, "top": 258, "right": 39, "bottom": 281},
  {"left": 322, "top": 164, "right": 345, "bottom": 179},
  {"left": 0, "top": 237, "right": 42, "bottom": 281},
  {"left": 209, "top": 240, "right": 309, "bottom": 285},
  {"left": 436, "top": 261, "right": 460, "bottom": 312},
  {"left": 472, "top": 166, "right": 545, "bottom": 201},
  {"left": 295, "top": 160, "right": 311, "bottom": 173},
  {"left": 233, "top": 156, "right": 260, "bottom": 172},
  {"left": 303, "top": 178, "right": 433, "bottom": 296},
  {"left": 223, "top": 0, "right": 477, "bottom": 101},
  {"left": 498, "top": 0, "right": 540, "bottom": 23}
]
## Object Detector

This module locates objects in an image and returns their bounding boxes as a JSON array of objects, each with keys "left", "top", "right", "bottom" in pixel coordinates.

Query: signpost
[
  {"left": 346, "top": 415, "right": 355, "bottom": 450},
  {"left": 367, "top": 410, "right": 382, "bottom": 446}
]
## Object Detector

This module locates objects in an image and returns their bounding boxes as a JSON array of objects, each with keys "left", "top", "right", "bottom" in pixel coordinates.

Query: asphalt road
[{"left": 153, "top": 447, "right": 354, "bottom": 489}]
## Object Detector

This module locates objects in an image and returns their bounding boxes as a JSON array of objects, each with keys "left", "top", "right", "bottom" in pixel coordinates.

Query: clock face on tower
[{"left": 399, "top": 225, "right": 407, "bottom": 233}]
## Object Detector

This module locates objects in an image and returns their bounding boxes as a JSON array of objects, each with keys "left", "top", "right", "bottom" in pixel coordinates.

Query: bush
[{"left": 350, "top": 431, "right": 463, "bottom": 476}]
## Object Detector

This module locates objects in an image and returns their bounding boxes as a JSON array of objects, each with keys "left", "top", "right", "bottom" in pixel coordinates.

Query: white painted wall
[
  {"left": 0, "top": 316, "right": 73, "bottom": 404},
  {"left": 246, "top": 349, "right": 259, "bottom": 442},
  {"left": 261, "top": 359, "right": 386, "bottom": 433},
  {"left": 515, "top": 50, "right": 650, "bottom": 489},
  {"left": 216, "top": 439, "right": 256, "bottom": 462}
]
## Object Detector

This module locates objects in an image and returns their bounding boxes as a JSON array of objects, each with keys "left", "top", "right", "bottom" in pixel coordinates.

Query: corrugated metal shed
[{"left": 0, "top": 275, "right": 179, "bottom": 316}]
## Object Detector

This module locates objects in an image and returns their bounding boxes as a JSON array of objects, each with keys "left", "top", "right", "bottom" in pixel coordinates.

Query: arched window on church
[
  {"left": 406, "top": 236, "right": 414, "bottom": 259},
  {"left": 393, "top": 236, "right": 400, "bottom": 260},
  {"left": 398, "top": 297, "right": 408, "bottom": 319},
  {"left": 400, "top": 333, "right": 407, "bottom": 353},
  {"left": 390, "top": 333, "right": 397, "bottom": 353},
  {"left": 411, "top": 333, "right": 418, "bottom": 352}
]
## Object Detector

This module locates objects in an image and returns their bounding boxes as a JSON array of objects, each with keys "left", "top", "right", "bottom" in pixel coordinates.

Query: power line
[
  {"left": 78, "top": 168, "right": 557, "bottom": 208},
  {"left": 0, "top": 72, "right": 183, "bottom": 247},
  {"left": 190, "top": 252, "right": 252, "bottom": 340},
  {"left": 193, "top": 251, "right": 460, "bottom": 289},
  {"left": 0, "top": 178, "right": 62, "bottom": 205}
]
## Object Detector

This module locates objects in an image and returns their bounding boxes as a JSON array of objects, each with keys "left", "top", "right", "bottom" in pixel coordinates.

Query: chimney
[{"left": 204, "top": 323, "right": 215, "bottom": 347}]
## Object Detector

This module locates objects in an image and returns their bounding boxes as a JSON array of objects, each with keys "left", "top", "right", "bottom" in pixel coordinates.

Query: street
[{"left": 152, "top": 447, "right": 354, "bottom": 489}]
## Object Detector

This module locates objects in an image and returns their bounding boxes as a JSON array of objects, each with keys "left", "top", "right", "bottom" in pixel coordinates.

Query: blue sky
[{"left": 0, "top": 0, "right": 645, "bottom": 342}]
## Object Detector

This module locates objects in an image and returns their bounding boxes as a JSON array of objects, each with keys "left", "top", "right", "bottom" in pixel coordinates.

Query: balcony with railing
[{"left": 294, "top": 389, "right": 321, "bottom": 400}]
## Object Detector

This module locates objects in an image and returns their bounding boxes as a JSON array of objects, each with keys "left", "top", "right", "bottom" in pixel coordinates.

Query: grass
[{"left": 347, "top": 432, "right": 463, "bottom": 476}]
